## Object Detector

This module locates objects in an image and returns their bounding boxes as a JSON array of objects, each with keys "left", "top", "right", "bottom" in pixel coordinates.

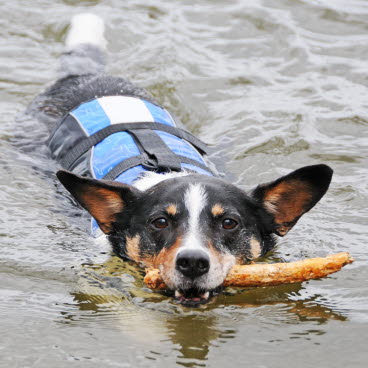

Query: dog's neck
[{"left": 132, "top": 170, "right": 193, "bottom": 191}]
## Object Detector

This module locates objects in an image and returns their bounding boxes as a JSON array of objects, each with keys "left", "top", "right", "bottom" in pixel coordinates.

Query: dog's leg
[{"left": 59, "top": 13, "right": 107, "bottom": 78}]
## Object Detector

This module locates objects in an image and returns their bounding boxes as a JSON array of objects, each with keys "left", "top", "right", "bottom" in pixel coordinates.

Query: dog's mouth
[{"left": 171, "top": 287, "right": 219, "bottom": 307}]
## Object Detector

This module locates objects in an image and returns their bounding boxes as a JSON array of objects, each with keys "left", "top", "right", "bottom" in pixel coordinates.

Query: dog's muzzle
[
  {"left": 175, "top": 249, "right": 210, "bottom": 279},
  {"left": 172, "top": 249, "right": 213, "bottom": 306}
]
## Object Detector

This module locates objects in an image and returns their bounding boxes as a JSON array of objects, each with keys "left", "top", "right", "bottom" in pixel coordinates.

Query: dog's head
[{"left": 57, "top": 164, "right": 332, "bottom": 306}]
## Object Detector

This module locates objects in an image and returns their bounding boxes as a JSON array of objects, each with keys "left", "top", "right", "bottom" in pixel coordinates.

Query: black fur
[
  {"left": 29, "top": 45, "right": 155, "bottom": 131},
  {"left": 36, "top": 38, "right": 333, "bottom": 303}
]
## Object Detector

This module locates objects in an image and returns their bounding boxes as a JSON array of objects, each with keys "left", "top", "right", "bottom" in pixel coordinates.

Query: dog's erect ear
[
  {"left": 56, "top": 170, "right": 142, "bottom": 234},
  {"left": 251, "top": 164, "right": 333, "bottom": 236}
]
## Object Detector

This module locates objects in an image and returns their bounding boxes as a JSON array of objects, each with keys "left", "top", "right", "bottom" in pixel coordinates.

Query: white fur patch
[
  {"left": 184, "top": 184, "right": 207, "bottom": 237},
  {"left": 65, "top": 13, "right": 106, "bottom": 51},
  {"left": 250, "top": 236, "right": 262, "bottom": 259},
  {"left": 179, "top": 184, "right": 208, "bottom": 252},
  {"left": 201, "top": 252, "right": 236, "bottom": 290},
  {"left": 132, "top": 171, "right": 191, "bottom": 191},
  {"left": 132, "top": 173, "right": 234, "bottom": 291}
]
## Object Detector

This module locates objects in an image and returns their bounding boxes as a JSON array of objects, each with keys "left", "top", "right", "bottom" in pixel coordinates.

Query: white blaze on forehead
[
  {"left": 158, "top": 182, "right": 236, "bottom": 291},
  {"left": 180, "top": 184, "right": 208, "bottom": 252},
  {"left": 185, "top": 184, "right": 207, "bottom": 233}
]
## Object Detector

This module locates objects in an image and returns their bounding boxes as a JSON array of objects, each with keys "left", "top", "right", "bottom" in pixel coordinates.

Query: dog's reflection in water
[{"left": 59, "top": 256, "right": 347, "bottom": 363}]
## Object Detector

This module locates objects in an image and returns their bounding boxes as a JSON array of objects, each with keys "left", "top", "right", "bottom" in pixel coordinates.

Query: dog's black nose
[{"left": 176, "top": 250, "right": 210, "bottom": 279}]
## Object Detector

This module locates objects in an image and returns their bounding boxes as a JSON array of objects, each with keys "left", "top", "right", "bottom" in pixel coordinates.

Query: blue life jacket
[{"left": 48, "top": 96, "right": 215, "bottom": 236}]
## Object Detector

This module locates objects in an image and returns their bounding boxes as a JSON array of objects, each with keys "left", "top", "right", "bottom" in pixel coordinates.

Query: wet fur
[{"left": 34, "top": 15, "right": 333, "bottom": 303}]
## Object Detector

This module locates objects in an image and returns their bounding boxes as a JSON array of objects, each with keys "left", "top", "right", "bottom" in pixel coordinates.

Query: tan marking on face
[
  {"left": 125, "top": 235, "right": 141, "bottom": 263},
  {"left": 250, "top": 236, "right": 262, "bottom": 259},
  {"left": 211, "top": 203, "right": 225, "bottom": 217},
  {"left": 207, "top": 241, "right": 236, "bottom": 265},
  {"left": 147, "top": 238, "right": 182, "bottom": 288},
  {"left": 166, "top": 204, "right": 177, "bottom": 216}
]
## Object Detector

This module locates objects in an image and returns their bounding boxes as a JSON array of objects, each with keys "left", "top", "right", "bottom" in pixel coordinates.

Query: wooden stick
[{"left": 144, "top": 252, "right": 354, "bottom": 290}]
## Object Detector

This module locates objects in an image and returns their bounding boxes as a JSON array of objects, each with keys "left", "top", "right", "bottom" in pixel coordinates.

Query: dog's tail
[
  {"left": 59, "top": 13, "right": 107, "bottom": 78},
  {"left": 65, "top": 13, "right": 106, "bottom": 51}
]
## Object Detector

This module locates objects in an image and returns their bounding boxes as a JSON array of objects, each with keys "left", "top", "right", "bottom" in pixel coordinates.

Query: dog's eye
[
  {"left": 152, "top": 217, "right": 169, "bottom": 229},
  {"left": 222, "top": 218, "right": 238, "bottom": 230}
]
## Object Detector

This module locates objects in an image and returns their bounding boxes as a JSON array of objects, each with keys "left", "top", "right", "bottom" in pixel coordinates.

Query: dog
[{"left": 35, "top": 14, "right": 333, "bottom": 306}]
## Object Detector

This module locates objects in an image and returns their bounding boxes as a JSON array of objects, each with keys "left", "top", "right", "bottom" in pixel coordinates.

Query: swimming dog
[{"left": 35, "top": 14, "right": 333, "bottom": 306}]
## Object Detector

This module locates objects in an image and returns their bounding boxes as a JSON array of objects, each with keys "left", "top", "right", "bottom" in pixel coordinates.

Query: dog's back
[
  {"left": 38, "top": 13, "right": 213, "bottom": 177},
  {"left": 30, "top": 14, "right": 156, "bottom": 130},
  {"left": 38, "top": 14, "right": 216, "bottom": 237}
]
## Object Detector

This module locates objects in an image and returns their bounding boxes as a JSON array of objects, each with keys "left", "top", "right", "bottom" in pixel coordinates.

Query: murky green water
[{"left": 1, "top": 0, "right": 368, "bottom": 367}]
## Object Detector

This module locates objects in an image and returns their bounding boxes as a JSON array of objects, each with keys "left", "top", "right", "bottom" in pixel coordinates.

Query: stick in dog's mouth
[{"left": 146, "top": 252, "right": 354, "bottom": 306}]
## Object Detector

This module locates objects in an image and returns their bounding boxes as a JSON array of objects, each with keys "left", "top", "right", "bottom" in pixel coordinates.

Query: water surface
[{"left": 1, "top": 0, "right": 368, "bottom": 367}]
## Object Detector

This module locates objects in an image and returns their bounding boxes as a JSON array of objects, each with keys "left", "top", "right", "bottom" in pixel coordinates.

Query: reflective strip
[
  {"left": 98, "top": 96, "right": 154, "bottom": 124},
  {"left": 70, "top": 96, "right": 176, "bottom": 135}
]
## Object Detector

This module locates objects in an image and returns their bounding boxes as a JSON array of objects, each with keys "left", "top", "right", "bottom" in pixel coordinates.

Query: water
[{"left": 1, "top": 0, "right": 368, "bottom": 367}]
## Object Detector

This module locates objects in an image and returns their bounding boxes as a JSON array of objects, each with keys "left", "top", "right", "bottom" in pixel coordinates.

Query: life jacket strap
[
  {"left": 129, "top": 128, "right": 182, "bottom": 171},
  {"left": 102, "top": 153, "right": 215, "bottom": 181},
  {"left": 60, "top": 121, "right": 209, "bottom": 170}
]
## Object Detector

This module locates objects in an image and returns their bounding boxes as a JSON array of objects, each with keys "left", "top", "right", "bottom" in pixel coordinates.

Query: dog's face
[{"left": 57, "top": 164, "right": 332, "bottom": 306}]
